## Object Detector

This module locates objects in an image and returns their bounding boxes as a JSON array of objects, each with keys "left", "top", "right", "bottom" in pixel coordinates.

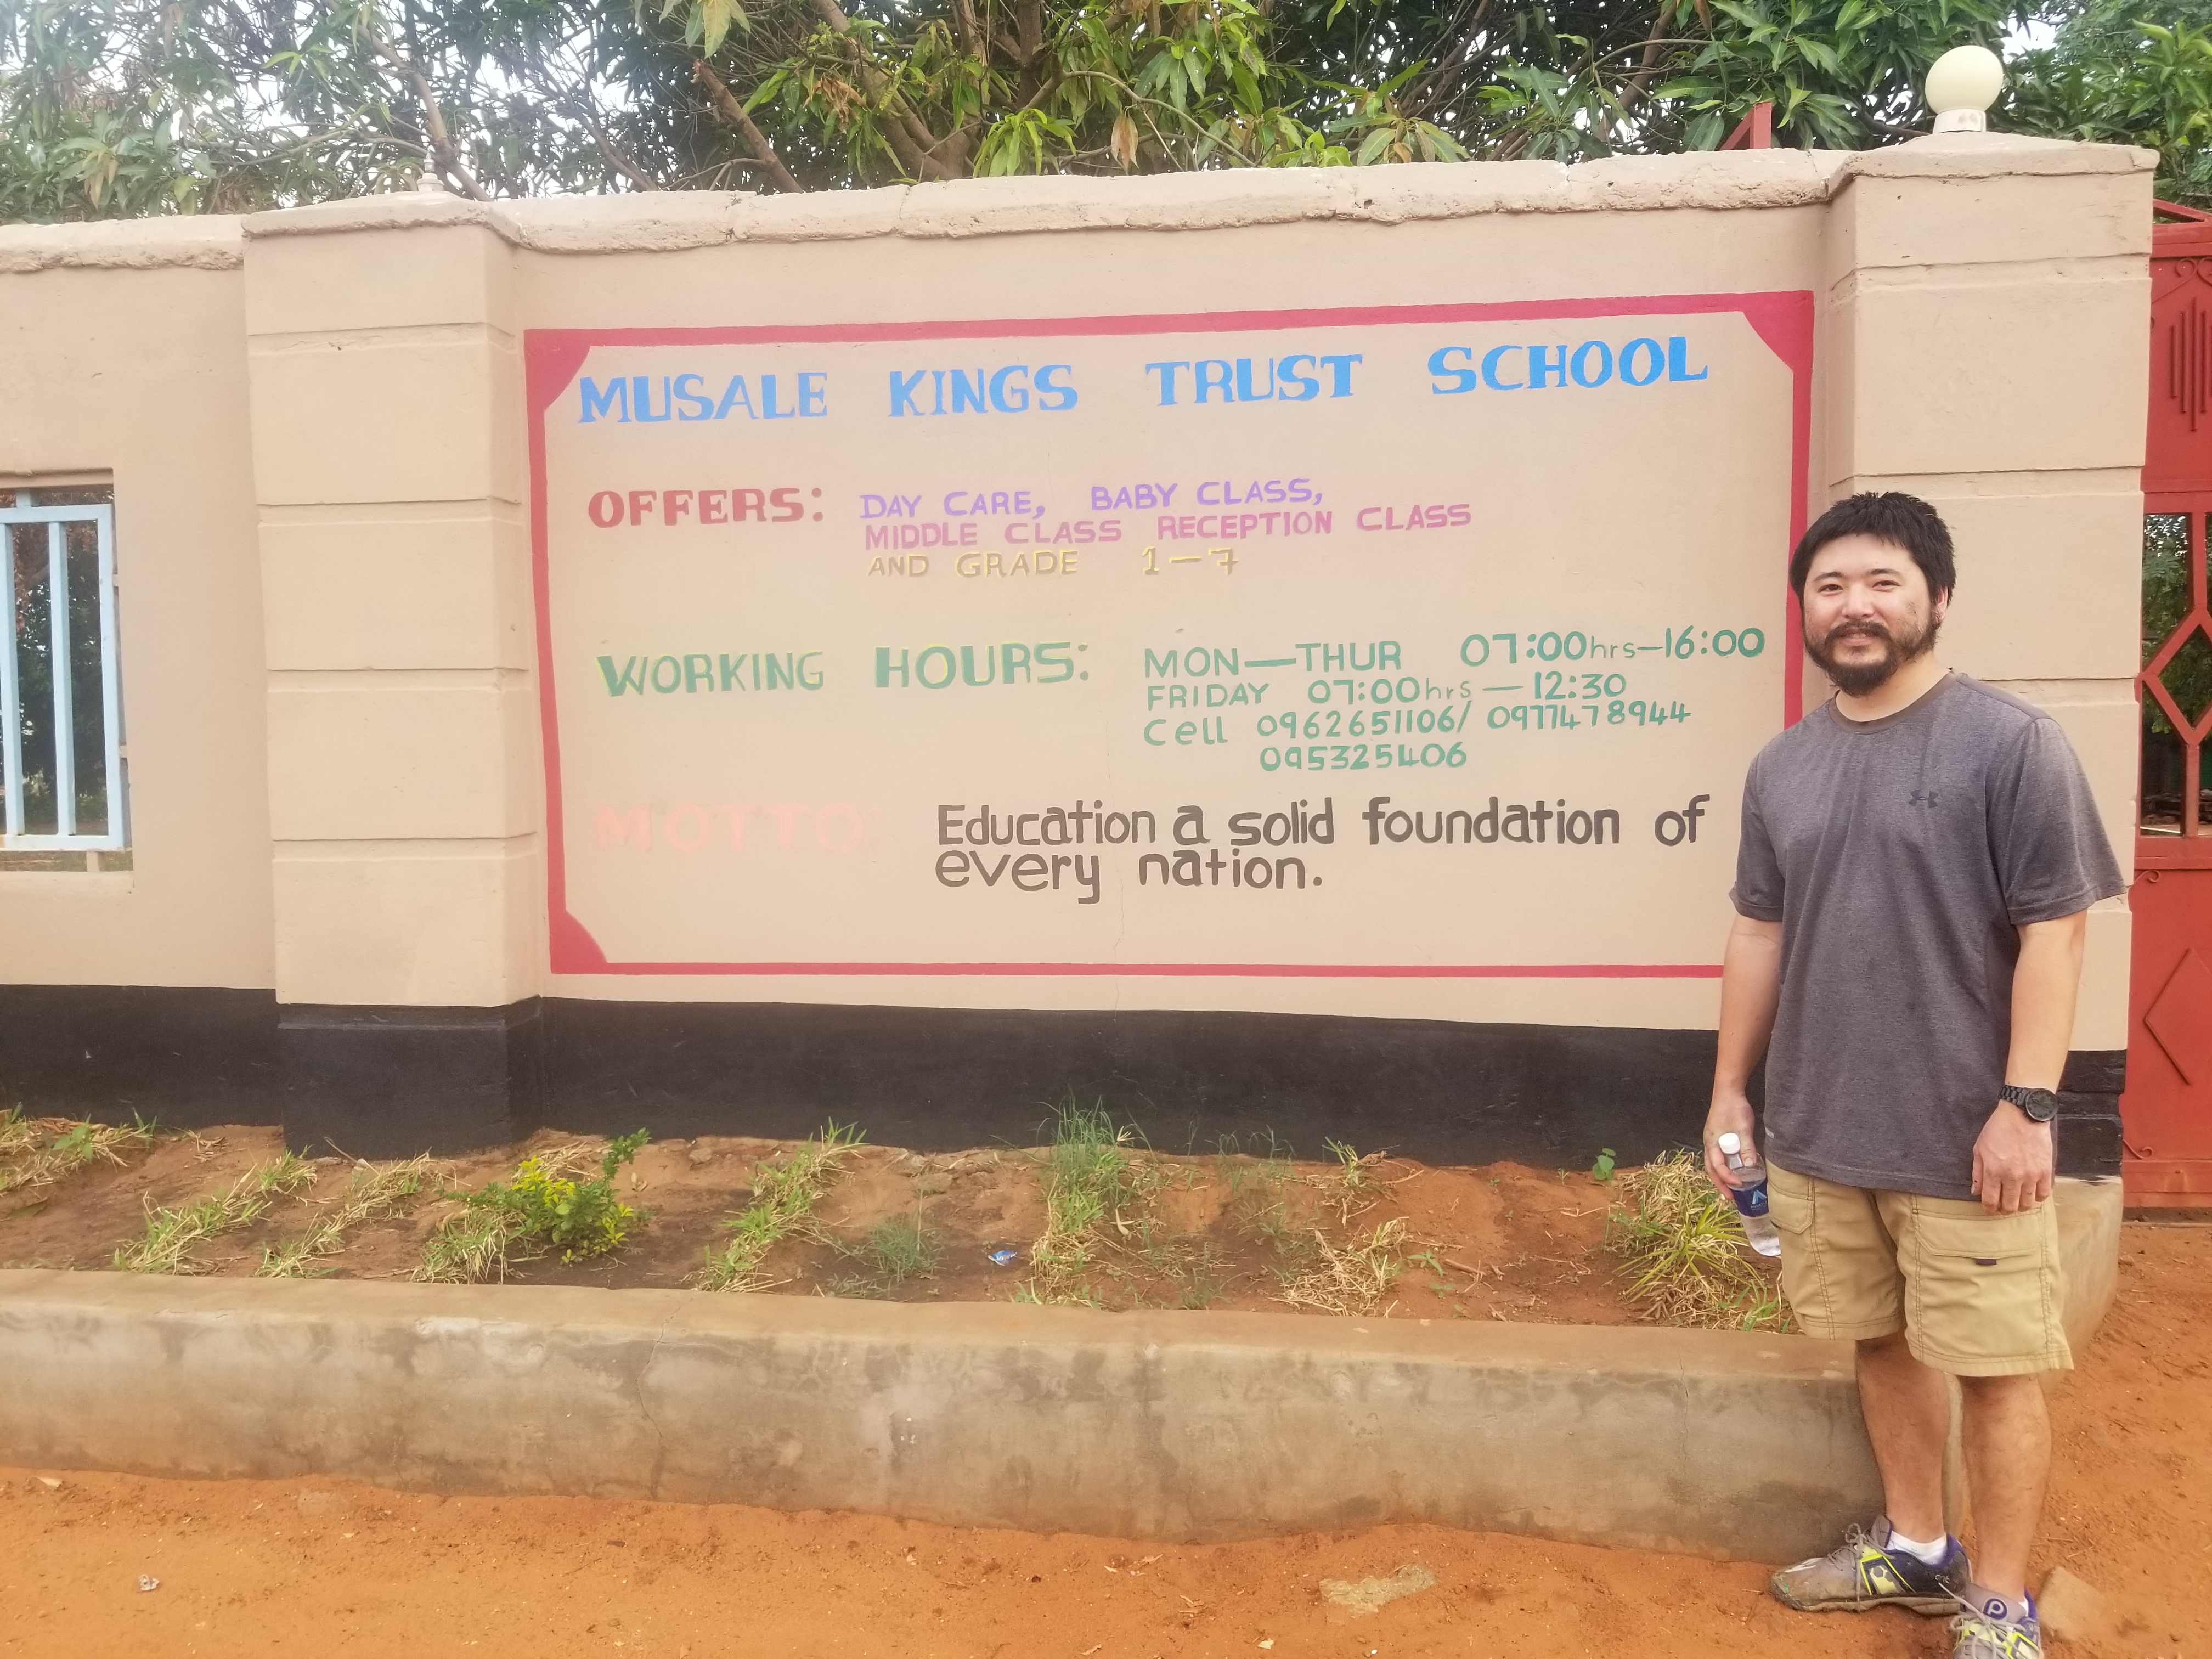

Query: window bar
[
  {"left": 95, "top": 506, "right": 121, "bottom": 849},
  {"left": 0, "top": 529, "right": 19, "bottom": 841},
  {"left": 46, "top": 518, "right": 75, "bottom": 840}
]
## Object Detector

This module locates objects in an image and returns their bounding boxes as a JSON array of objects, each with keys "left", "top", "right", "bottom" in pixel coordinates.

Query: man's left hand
[{"left": 1971, "top": 1103, "right": 2055, "bottom": 1214}]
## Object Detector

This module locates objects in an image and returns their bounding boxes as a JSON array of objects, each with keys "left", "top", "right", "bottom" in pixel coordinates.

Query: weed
[
  {"left": 1, "top": 1109, "right": 158, "bottom": 1198},
  {"left": 823, "top": 1212, "right": 940, "bottom": 1297},
  {"left": 257, "top": 1156, "right": 435, "bottom": 1278},
  {"left": 1170, "top": 1242, "right": 1228, "bottom": 1308},
  {"left": 1277, "top": 1217, "right": 1410, "bottom": 1315},
  {"left": 1603, "top": 1152, "right": 1793, "bottom": 1332},
  {"left": 1316, "top": 1138, "right": 1389, "bottom": 1224},
  {"left": 114, "top": 1153, "right": 317, "bottom": 1274},
  {"left": 695, "top": 1120, "right": 865, "bottom": 1292},
  {"left": 1590, "top": 1147, "right": 1618, "bottom": 1183},
  {"left": 1030, "top": 1097, "right": 1154, "bottom": 1284},
  {"left": 417, "top": 1205, "right": 527, "bottom": 1284},
  {"left": 1216, "top": 1133, "right": 1307, "bottom": 1263},
  {"left": 417, "top": 1132, "right": 651, "bottom": 1284},
  {"left": 1009, "top": 1276, "right": 1105, "bottom": 1308}
]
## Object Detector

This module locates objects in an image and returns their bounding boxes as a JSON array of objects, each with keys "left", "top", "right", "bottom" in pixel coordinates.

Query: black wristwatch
[{"left": 1999, "top": 1084, "right": 2060, "bottom": 1124}]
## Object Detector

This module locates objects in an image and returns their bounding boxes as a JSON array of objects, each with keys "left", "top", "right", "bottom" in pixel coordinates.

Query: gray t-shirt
[{"left": 1731, "top": 673, "right": 2125, "bottom": 1200}]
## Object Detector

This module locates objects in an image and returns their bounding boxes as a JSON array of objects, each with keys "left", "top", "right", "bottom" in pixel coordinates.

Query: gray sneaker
[
  {"left": 1950, "top": 1590, "right": 2041, "bottom": 1658},
  {"left": 1770, "top": 1517, "right": 1970, "bottom": 1616}
]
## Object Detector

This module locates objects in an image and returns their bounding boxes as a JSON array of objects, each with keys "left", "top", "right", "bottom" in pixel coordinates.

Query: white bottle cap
[{"left": 1717, "top": 1132, "right": 1742, "bottom": 1154}]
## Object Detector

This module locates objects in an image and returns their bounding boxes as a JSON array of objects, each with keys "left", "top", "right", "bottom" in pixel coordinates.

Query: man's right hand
[{"left": 1703, "top": 1092, "right": 1757, "bottom": 1190}]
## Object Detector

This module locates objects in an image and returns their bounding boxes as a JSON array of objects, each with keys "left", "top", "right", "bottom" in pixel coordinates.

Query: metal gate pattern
[{"left": 2125, "top": 204, "right": 2212, "bottom": 1204}]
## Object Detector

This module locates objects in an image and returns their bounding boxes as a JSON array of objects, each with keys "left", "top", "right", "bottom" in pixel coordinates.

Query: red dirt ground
[{"left": 1, "top": 1222, "right": 2205, "bottom": 1658}]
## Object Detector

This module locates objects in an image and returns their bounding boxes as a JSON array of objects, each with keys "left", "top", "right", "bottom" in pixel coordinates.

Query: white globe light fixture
[{"left": 1925, "top": 43, "right": 2005, "bottom": 134}]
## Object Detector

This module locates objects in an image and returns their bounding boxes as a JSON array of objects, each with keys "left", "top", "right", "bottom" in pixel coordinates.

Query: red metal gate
[{"left": 2125, "top": 204, "right": 2212, "bottom": 1205}]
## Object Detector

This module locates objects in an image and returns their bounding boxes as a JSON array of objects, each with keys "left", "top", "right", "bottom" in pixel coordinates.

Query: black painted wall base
[
  {"left": 279, "top": 1003, "right": 545, "bottom": 1159},
  {"left": 0, "top": 985, "right": 278, "bottom": 1128},
  {"left": 0, "top": 985, "right": 2126, "bottom": 1178}
]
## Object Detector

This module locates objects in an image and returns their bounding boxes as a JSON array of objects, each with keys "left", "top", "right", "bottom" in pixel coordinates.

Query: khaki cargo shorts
[{"left": 1765, "top": 1160, "right": 2071, "bottom": 1377}]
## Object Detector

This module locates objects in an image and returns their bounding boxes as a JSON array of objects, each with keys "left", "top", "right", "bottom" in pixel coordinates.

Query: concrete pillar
[
  {"left": 242, "top": 195, "right": 541, "bottom": 1154},
  {"left": 1821, "top": 133, "right": 2154, "bottom": 1169}
]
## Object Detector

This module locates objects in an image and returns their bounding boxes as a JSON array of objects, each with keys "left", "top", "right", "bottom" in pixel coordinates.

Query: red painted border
[{"left": 528, "top": 292, "right": 1814, "bottom": 979}]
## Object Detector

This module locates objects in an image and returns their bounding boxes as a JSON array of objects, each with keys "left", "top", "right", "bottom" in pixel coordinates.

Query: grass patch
[
  {"left": 695, "top": 1121, "right": 865, "bottom": 1292},
  {"left": 1030, "top": 1098, "right": 1156, "bottom": 1286},
  {"left": 1603, "top": 1152, "right": 1793, "bottom": 1332},
  {"left": 1, "top": 1109, "right": 157, "bottom": 1199},
  {"left": 1315, "top": 1137, "right": 1390, "bottom": 1224},
  {"left": 417, "top": 1132, "right": 650, "bottom": 1284},
  {"left": 257, "top": 1155, "right": 436, "bottom": 1278},
  {"left": 822, "top": 1213, "right": 940, "bottom": 1297},
  {"left": 113, "top": 1153, "right": 318, "bottom": 1274},
  {"left": 1277, "top": 1216, "right": 1411, "bottom": 1314}
]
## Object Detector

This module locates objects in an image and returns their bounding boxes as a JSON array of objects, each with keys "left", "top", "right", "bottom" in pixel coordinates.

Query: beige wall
[
  {"left": 0, "top": 137, "right": 2154, "bottom": 1048},
  {"left": 0, "top": 221, "right": 274, "bottom": 989}
]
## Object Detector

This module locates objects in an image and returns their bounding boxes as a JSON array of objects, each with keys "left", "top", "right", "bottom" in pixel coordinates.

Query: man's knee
[{"left": 1958, "top": 1371, "right": 2045, "bottom": 1407}]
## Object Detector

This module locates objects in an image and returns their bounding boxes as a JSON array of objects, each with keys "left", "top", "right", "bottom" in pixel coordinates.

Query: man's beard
[{"left": 1804, "top": 612, "right": 1938, "bottom": 696}]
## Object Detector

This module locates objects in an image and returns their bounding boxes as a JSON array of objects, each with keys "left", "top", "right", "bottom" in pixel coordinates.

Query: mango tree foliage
[
  {"left": 2002, "top": 0, "right": 2212, "bottom": 204},
  {"left": 0, "top": 0, "right": 2176, "bottom": 213}
]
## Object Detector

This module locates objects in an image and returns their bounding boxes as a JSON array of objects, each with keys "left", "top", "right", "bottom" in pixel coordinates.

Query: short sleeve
[
  {"left": 1991, "top": 716, "right": 2127, "bottom": 924},
  {"left": 1730, "top": 764, "right": 1785, "bottom": 922}
]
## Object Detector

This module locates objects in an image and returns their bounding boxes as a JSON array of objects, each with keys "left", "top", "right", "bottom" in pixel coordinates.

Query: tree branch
[
  {"left": 362, "top": 24, "right": 492, "bottom": 199},
  {"left": 802, "top": 0, "right": 958, "bottom": 179},
  {"left": 567, "top": 95, "right": 661, "bottom": 191},
  {"left": 948, "top": 0, "right": 984, "bottom": 60},
  {"left": 693, "top": 59, "right": 806, "bottom": 193},
  {"left": 1617, "top": 8, "right": 1679, "bottom": 112}
]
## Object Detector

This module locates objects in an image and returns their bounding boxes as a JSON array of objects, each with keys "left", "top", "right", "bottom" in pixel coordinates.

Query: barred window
[{"left": 2, "top": 485, "right": 127, "bottom": 870}]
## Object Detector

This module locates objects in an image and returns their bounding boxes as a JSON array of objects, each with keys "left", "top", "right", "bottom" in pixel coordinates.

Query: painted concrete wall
[
  {"left": 0, "top": 136, "right": 2153, "bottom": 1059},
  {"left": 0, "top": 219, "right": 274, "bottom": 989}
]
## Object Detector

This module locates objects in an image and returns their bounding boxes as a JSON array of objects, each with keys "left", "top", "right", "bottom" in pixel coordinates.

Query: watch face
[{"left": 2008, "top": 1086, "right": 2059, "bottom": 1122}]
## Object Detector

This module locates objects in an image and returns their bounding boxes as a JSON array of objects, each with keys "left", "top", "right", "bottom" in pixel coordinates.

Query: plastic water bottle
[{"left": 1716, "top": 1132, "right": 1783, "bottom": 1256}]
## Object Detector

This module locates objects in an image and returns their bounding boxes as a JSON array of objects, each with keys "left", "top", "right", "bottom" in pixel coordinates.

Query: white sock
[{"left": 1886, "top": 1528, "right": 1948, "bottom": 1565}]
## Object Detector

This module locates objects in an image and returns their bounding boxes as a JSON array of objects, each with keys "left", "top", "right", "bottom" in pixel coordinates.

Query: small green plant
[
  {"left": 114, "top": 1153, "right": 317, "bottom": 1273},
  {"left": 823, "top": 1212, "right": 939, "bottom": 1297},
  {"left": 1216, "top": 1130, "right": 1309, "bottom": 1267},
  {"left": 1590, "top": 1147, "right": 1618, "bottom": 1183},
  {"left": 2, "top": 1108, "right": 158, "bottom": 1198},
  {"left": 695, "top": 1120, "right": 865, "bottom": 1292},
  {"left": 417, "top": 1132, "right": 650, "bottom": 1283},
  {"left": 1604, "top": 1152, "right": 1792, "bottom": 1333},
  {"left": 1317, "top": 1138, "right": 1388, "bottom": 1223}
]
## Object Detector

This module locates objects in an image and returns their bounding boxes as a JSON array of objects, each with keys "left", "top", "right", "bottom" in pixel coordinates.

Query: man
[{"left": 1707, "top": 492, "right": 2124, "bottom": 1659}]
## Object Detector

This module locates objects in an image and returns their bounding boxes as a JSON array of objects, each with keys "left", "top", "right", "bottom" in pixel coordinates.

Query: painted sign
[{"left": 528, "top": 295, "right": 1810, "bottom": 992}]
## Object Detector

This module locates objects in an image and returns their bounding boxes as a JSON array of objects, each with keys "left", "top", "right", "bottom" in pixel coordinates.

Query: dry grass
[
  {"left": 1312, "top": 1138, "right": 1394, "bottom": 1226},
  {"left": 113, "top": 1153, "right": 319, "bottom": 1274},
  {"left": 0, "top": 1109, "right": 157, "bottom": 1199},
  {"left": 1276, "top": 1216, "right": 1411, "bottom": 1314},
  {"left": 694, "top": 1122, "right": 865, "bottom": 1291},
  {"left": 1603, "top": 1152, "right": 1792, "bottom": 1331},
  {"left": 256, "top": 1155, "right": 437, "bottom": 1278}
]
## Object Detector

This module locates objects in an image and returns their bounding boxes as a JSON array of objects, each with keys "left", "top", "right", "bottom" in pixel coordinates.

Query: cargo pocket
[{"left": 1903, "top": 1205, "right": 2063, "bottom": 1373}]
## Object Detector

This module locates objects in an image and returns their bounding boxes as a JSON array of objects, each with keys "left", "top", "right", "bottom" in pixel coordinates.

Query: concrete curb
[{"left": 0, "top": 1270, "right": 1876, "bottom": 1560}]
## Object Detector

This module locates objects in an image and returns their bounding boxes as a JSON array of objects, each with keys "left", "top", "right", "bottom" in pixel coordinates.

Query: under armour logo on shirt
[{"left": 1909, "top": 789, "right": 1941, "bottom": 807}]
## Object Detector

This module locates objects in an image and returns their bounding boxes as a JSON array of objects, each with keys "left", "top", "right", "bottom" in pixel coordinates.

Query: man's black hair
[{"left": 1787, "top": 492, "right": 1955, "bottom": 601}]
